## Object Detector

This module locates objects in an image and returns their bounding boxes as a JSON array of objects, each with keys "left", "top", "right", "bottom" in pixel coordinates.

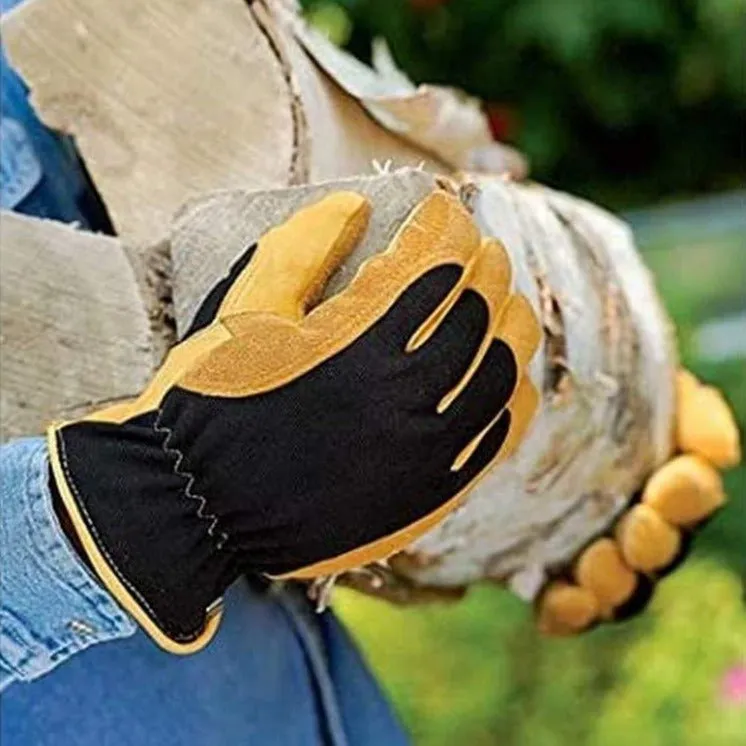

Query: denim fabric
[
  {"left": 0, "top": 0, "right": 25, "bottom": 13},
  {"left": 0, "top": 439, "right": 409, "bottom": 745}
]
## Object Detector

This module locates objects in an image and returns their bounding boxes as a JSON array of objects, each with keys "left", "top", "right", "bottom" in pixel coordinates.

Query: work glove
[
  {"left": 537, "top": 369, "right": 741, "bottom": 635},
  {"left": 49, "top": 190, "right": 541, "bottom": 652}
]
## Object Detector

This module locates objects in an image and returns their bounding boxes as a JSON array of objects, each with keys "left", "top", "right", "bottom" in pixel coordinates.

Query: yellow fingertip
[
  {"left": 385, "top": 190, "right": 481, "bottom": 270},
  {"left": 573, "top": 538, "right": 637, "bottom": 614},
  {"left": 676, "top": 370, "right": 741, "bottom": 468},
  {"left": 385, "top": 190, "right": 485, "bottom": 356},
  {"left": 677, "top": 369, "right": 700, "bottom": 396},
  {"left": 498, "top": 375, "right": 540, "bottom": 461},
  {"left": 615, "top": 504, "right": 681, "bottom": 573},
  {"left": 536, "top": 581, "right": 600, "bottom": 636},
  {"left": 643, "top": 454, "right": 726, "bottom": 527},
  {"left": 495, "top": 293, "right": 542, "bottom": 370},
  {"left": 469, "top": 238, "right": 513, "bottom": 315}
]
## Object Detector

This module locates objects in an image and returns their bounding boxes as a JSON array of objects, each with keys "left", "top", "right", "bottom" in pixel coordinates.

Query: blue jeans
[{"left": 3, "top": 581, "right": 405, "bottom": 746}]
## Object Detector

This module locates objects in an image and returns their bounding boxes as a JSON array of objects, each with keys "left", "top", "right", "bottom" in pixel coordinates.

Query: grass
[{"left": 333, "top": 216, "right": 746, "bottom": 745}]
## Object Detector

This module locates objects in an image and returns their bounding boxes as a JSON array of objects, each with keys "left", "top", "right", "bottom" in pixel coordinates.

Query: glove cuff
[{"left": 47, "top": 414, "right": 236, "bottom": 653}]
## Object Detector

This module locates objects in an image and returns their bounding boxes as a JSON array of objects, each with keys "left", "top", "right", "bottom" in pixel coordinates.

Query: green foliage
[
  {"left": 335, "top": 562, "right": 746, "bottom": 746},
  {"left": 588, "top": 562, "right": 746, "bottom": 746},
  {"left": 302, "top": 0, "right": 745, "bottom": 208}
]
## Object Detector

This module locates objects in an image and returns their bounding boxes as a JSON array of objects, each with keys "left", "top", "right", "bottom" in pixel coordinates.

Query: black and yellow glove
[{"left": 49, "top": 190, "right": 540, "bottom": 653}]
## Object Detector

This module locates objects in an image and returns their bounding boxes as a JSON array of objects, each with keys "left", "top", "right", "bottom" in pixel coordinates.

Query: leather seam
[{"left": 153, "top": 408, "right": 230, "bottom": 551}]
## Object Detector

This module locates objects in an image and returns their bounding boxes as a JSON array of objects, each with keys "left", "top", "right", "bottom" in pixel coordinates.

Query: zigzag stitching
[{"left": 154, "top": 410, "right": 229, "bottom": 550}]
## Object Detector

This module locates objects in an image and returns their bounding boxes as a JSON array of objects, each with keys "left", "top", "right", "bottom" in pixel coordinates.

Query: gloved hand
[
  {"left": 49, "top": 190, "right": 541, "bottom": 652},
  {"left": 536, "top": 369, "right": 741, "bottom": 635}
]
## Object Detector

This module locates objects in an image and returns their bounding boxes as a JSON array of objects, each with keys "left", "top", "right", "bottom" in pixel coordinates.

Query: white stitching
[
  {"left": 153, "top": 409, "right": 230, "bottom": 550},
  {"left": 57, "top": 432, "right": 197, "bottom": 642}
]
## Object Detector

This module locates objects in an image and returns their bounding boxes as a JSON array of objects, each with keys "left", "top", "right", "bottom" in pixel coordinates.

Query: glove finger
[
  {"left": 573, "top": 538, "right": 638, "bottom": 615},
  {"left": 615, "top": 504, "right": 682, "bottom": 573},
  {"left": 219, "top": 191, "right": 371, "bottom": 323},
  {"left": 642, "top": 454, "right": 725, "bottom": 528},
  {"left": 676, "top": 369, "right": 741, "bottom": 468},
  {"left": 438, "top": 288, "right": 540, "bottom": 422},
  {"left": 493, "top": 293, "right": 542, "bottom": 374},
  {"left": 416, "top": 238, "right": 513, "bottom": 412},
  {"left": 439, "top": 338, "right": 517, "bottom": 443},
  {"left": 536, "top": 580, "right": 600, "bottom": 636},
  {"left": 450, "top": 408, "right": 512, "bottom": 484},
  {"left": 406, "top": 238, "right": 511, "bottom": 350},
  {"left": 404, "top": 288, "right": 496, "bottom": 407},
  {"left": 373, "top": 264, "right": 467, "bottom": 353},
  {"left": 439, "top": 292, "right": 541, "bottom": 470},
  {"left": 307, "top": 190, "right": 483, "bottom": 350}
]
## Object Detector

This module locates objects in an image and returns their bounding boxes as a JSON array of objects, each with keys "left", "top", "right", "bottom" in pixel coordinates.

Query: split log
[{"left": 0, "top": 212, "right": 161, "bottom": 440}]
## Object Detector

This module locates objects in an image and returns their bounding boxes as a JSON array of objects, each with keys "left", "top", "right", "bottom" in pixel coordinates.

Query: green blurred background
[
  {"left": 302, "top": 1, "right": 746, "bottom": 744},
  {"left": 302, "top": 0, "right": 744, "bottom": 207}
]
